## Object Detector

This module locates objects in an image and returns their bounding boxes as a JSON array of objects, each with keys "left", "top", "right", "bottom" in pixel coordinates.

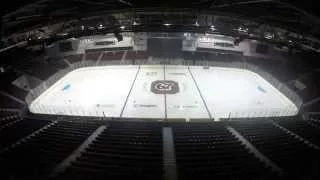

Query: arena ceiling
[{"left": 1, "top": 0, "right": 320, "bottom": 46}]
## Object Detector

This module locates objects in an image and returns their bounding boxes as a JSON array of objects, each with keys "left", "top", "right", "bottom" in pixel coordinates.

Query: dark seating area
[
  {"left": 126, "top": 51, "right": 137, "bottom": 60},
  {"left": 46, "top": 57, "right": 69, "bottom": 69},
  {"left": 126, "top": 51, "right": 149, "bottom": 60},
  {"left": 101, "top": 51, "right": 124, "bottom": 61},
  {"left": 273, "top": 117, "right": 320, "bottom": 146},
  {"left": 15, "top": 60, "right": 59, "bottom": 80},
  {"left": 228, "top": 119, "right": 320, "bottom": 178},
  {"left": 64, "top": 54, "right": 84, "bottom": 64},
  {"left": 296, "top": 71, "right": 320, "bottom": 102},
  {"left": 0, "top": 70, "right": 29, "bottom": 100},
  {"left": 172, "top": 122, "right": 274, "bottom": 180},
  {"left": 309, "top": 114, "right": 320, "bottom": 127},
  {"left": 0, "top": 110, "right": 19, "bottom": 118},
  {"left": 245, "top": 57, "right": 296, "bottom": 82},
  {"left": 309, "top": 113, "right": 320, "bottom": 122},
  {"left": 182, "top": 51, "right": 196, "bottom": 60},
  {"left": 135, "top": 51, "right": 149, "bottom": 60},
  {"left": 85, "top": 52, "right": 101, "bottom": 61},
  {"left": 0, "top": 113, "right": 319, "bottom": 179},
  {"left": 0, "top": 120, "right": 100, "bottom": 179},
  {"left": 0, "top": 110, "right": 20, "bottom": 128},
  {"left": 60, "top": 121, "right": 163, "bottom": 180},
  {"left": 0, "top": 71, "right": 21, "bottom": 84},
  {"left": 0, "top": 118, "right": 49, "bottom": 150},
  {"left": 307, "top": 101, "right": 320, "bottom": 112},
  {"left": 3, "top": 84, "right": 28, "bottom": 100},
  {"left": 0, "top": 93, "right": 24, "bottom": 109}
]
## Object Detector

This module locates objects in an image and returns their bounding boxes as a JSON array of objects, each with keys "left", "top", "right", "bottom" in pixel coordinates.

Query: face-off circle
[{"left": 151, "top": 80, "right": 179, "bottom": 94}]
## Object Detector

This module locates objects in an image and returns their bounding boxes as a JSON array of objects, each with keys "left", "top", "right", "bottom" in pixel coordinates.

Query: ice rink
[{"left": 29, "top": 65, "right": 299, "bottom": 120}]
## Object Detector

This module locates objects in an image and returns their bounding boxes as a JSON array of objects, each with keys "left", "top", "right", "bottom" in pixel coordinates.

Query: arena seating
[
  {"left": 64, "top": 54, "right": 84, "bottom": 64},
  {"left": 0, "top": 94, "right": 24, "bottom": 109},
  {"left": 307, "top": 101, "right": 320, "bottom": 112},
  {"left": 0, "top": 71, "right": 29, "bottom": 100},
  {"left": 309, "top": 113, "right": 320, "bottom": 120},
  {"left": 126, "top": 51, "right": 138, "bottom": 60},
  {"left": 101, "top": 51, "right": 124, "bottom": 61},
  {"left": 126, "top": 51, "right": 149, "bottom": 60},
  {"left": 296, "top": 72, "right": 320, "bottom": 102},
  {"left": 15, "top": 60, "right": 59, "bottom": 80},
  {"left": 0, "top": 119, "right": 100, "bottom": 179},
  {"left": 0, "top": 118, "right": 49, "bottom": 150},
  {"left": 3, "top": 84, "right": 28, "bottom": 100},
  {"left": 273, "top": 117, "right": 320, "bottom": 147},
  {"left": 0, "top": 113, "right": 319, "bottom": 179},
  {"left": 228, "top": 119, "right": 320, "bottom": 178},
  {"left": 172, "top": 122, "right": 274, "bottom": 180},
  {"left": 0, "top": 71, "right": 20, "bottom": 84},
  {"left": 0, "top": 110, "right": 20, "bottom": 128},
  {"left": 181, "top": 51, "right": 196, "bottom": 60},
  {"left": 85, "top": 51, "right": 101, "bottom": 61},
  {"left": 309, "top": 113, "right": 320, "bottom": 126},
  {"left": 135, "top": 51, "right": 149, "bottom": 60},
  {"left": 60, "top": 121, "right": 163, "bottom": 180},
  {"left": 46, "top": 57, "right": 69, "bottom": 69},
  {"left": 0, "top": 110, "right": 19, "bottom": 119}
]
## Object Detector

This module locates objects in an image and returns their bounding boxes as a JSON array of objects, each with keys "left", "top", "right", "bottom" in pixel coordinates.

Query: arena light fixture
[
  {"left": 238, "top": 26, "right": 248, "bottom": 33},
  {"left": 163, "top": 23, "right": 171, "bottom": 26},
  {"left": 133, "top": 21, "right": 139, "bottom": 26},
  {"left": 97, "top": 24, "right": 105, "bottom": 30}
]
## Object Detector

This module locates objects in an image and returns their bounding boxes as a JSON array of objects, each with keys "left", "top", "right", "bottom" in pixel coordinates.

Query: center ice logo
[{"left": 151, "top": 80, "right": 179, "bottom": 94}]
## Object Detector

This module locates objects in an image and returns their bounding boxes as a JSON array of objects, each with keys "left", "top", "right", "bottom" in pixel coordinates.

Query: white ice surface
[
  {"left": 29, "top": 65, "right": 298, "bottom": 119},
  {"left": 30, "top": 66, "right": 138, "bottom": 117},
  {"left": 165, "top": 65, "right": 209, "bottom": 119},
  {"left": 121, "top": 65, "right": 165, "bottom": 118},
  {"left": 189, "top": 66, "right": 298, "bottom": 118}
]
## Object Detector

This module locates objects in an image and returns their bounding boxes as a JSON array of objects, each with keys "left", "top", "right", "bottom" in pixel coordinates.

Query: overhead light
[
  {"left": 120, "top": 26, "right": 125, "bottom": 30},
  {"left": 210, "top": 25, "right": 216, "bottom": 31},
  {"left": 238, "top": 26, "right": 248, "bottom": 33},
  {"left": 97, "top": 24, "right": 105, "bottom": 30},
  {"left": 133, "top": 21, "right": 139, "bottom": 26},
  {"left": 163, "top": 23, "right": 171, "bottom": 26},
  {"left": 184, "top": 33, "right": 190, "bottom": 37},
  {"left": 264, "top": 32, "right": 274, "bottom": 40}
]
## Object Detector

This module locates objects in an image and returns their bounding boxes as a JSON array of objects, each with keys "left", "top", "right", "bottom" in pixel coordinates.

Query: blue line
[
  {"left": 119, "top": 66, "right": 141, "bottom": 117},
  {"left": 188, "top": 67, "right": 212, "bottom": 119}
]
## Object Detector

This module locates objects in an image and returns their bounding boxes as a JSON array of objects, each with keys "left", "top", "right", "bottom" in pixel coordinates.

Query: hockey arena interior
[{"left": 1, "top": 1, "right": 320, "bottom": 180}]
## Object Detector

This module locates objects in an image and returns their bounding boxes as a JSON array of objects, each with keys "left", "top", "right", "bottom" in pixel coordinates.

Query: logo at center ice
[{"left": 151, "top": 80, "right": 179, "bottom": 94}]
